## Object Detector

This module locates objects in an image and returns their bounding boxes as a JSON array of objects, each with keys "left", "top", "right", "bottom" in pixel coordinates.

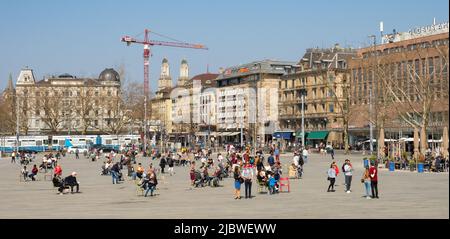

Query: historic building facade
[
  {"left": 9, "top": 68, "right": 124, "bottom": 135},
  {"left": 279, "top": 45, "right": 356, "bottom": 147},
  {"left": 215, "top": 60, "right": 297, "bottom": 147}
]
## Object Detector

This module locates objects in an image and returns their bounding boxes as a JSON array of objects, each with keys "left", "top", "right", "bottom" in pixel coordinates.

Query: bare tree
[
  {"left": 40, "top": 90, "right": 65, "bottom": 134},
  {"left": 378, "top": 44, "right": 449, "bottom": 154},
  {"left": 74, "top": 87, "right": 95, "bottom": 135},
  {"left": 0, "top": 92, "right": 16, "bottom": 135},
  {"left": 102, "top": 93, "right": 131, "bottom": 135}
]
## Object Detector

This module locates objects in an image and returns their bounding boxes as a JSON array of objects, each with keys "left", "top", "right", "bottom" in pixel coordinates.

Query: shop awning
[
  {"left": 307, "top": 131, "right": 329, "bottom": 140},
  {"left": 227, "top": 132, "right": 240, "bottom": 136},
  {"left": 273, "top": 131, "right": 294, "bottom": 140}
]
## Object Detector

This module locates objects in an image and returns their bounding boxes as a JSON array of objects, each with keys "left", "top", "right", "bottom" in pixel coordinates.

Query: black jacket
[
  {"left": 111, "top": 163, "right": 120, "bottom": 172},
  {"left": 160, "top": 158, "right": 166, "bottom": 167},
  {"left": 167, "top": 158, "right": 174, "bottom": 167},
  {"left": 64, "top": 175, "right": 78, "bottom": 186}
]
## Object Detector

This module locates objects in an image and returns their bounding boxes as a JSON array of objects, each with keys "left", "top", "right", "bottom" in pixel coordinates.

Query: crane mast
[{"left": 121, "top": 29, "right": 207, "bottom": 156}]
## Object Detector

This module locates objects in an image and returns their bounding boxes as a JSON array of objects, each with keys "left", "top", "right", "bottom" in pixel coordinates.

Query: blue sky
[{"left": 0, "top": 0, "right": 448, "bottom": 91}]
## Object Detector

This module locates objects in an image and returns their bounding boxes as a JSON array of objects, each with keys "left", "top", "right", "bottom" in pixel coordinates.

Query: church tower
[
  {"left": 158, "top": 58, "right": 172, "bottom": 90},
  {"left": 178, "top": 59, "right": 189, "bottom": 86}
]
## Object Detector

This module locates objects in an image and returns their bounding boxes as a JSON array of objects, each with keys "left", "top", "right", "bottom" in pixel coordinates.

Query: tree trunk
[{"left": 343, "top": 117, "right": 349, "bottom": 154}]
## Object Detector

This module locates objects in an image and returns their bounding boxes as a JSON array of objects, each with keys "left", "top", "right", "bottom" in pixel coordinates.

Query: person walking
[
  {"left": 343, "top": 159, "right": 353, "bottom": 193},
  {"left": 242, "top": 162, "right": 254, "bottom": 199},
  {"left": 268, "top": 153, "right": 275, "bottom": 167},
  {"left": 274, "top": 147, "right": 280, "bottom": 163},
  {"left": 302, "top": 147, "right": 309, "bottom": 164},
  {"left": 75, "top": 148, "right": 79, "bottom": 159},
  {"left": 167, "top": 155, "right": 174, "bottom": 176},
  {"left": 144, "top": 171, "right": 157, "bottom": 197},
  {"left": 159, "top": 155, "right": 167, "bottom": 174},
  {"left": 327, "top": 163, "right": 336, "bottom": 192},
  {"left": 369, "top": 162, "right": 379, "bottom": 199},
  {"left": 11, "top": 151, "right": 16, "bottom": 163},
  {"left": 233, "top": 166, "right": 243, "bottom": 199},
  {"left": 111, "top": 162, "right": 120, "bottom": 184},
  {"left": 330, "top": 147, "right": 335, "bottom": 160},
  {"left": 362, "top": 166, "right": 372, "bottom": 199}
]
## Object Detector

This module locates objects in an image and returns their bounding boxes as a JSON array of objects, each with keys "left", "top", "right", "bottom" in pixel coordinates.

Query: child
[{"left": 268, "top": 172, "right": 277, "bottom": 195}]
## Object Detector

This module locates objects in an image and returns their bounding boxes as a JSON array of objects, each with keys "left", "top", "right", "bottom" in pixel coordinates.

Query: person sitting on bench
[
  {"left": 63, "top": 172, "right": 80, "bottom": 194},
  {"left": 28, "top": 165, "right": 38, "bottom": 181},
  {"left": 52, "top": 174, "right": 66, "bottom": 194}
]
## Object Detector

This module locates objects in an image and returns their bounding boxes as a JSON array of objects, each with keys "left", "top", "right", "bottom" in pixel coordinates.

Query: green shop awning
[{"left": 307, "top": 131, "right": 329, "bottom": 140}]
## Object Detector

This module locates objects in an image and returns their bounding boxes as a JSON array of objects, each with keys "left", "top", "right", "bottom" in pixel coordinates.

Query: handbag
[
  {"left": 327, "top": 177, "right": 331, "bottom": 181},
  {"left": 361, "top": 179, "right": 365, "bottom": 183},
  {"left": 239, "top": 177, "right": 244, "bottom": 184}
]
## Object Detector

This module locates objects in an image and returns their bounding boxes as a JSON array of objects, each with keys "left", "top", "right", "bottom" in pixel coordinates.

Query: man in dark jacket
[
  {"left": 167, "top": 156, "right": 174, "bottom": 176},
  {"left": 111, "top": 163, "right": 121, "bottom": 184},
  {"left": 159, "top": 156, "right": 167, "bottom": 174},
  {"left": 64, "top": 172, "right": 80, "bottom": 193}
]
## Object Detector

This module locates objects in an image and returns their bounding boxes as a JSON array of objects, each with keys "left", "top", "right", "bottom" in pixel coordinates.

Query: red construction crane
[{"left": 121, "top": 29, "right": 207, "bottom": 155}]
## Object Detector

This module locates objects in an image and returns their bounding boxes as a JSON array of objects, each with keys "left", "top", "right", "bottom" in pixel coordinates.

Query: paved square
[{"left": 0, "top": 151, "right": 448, "bottom": 218}]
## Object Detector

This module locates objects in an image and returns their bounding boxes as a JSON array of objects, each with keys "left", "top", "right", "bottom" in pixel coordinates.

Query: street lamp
[
  {"left": 300, "top": 88, "right": 307, "bottom": 148},
  {"left": 15, "top": 92, "right": 20, "bottom": 154},
  {"left": 368, "top": 34, "right": 376, "bottom": 156}
]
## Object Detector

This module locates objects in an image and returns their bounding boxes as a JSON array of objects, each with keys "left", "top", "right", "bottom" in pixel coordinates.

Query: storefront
[{"left": 306, "top": 131, "right": 329, "bottom": 148}]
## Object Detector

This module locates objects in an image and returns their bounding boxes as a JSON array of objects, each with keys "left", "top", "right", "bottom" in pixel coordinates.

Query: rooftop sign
[{"left": 408, "top": 21, "right": 449, "bottom": 37}]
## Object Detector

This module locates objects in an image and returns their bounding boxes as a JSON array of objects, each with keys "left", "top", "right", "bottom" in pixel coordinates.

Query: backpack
[
  {"left": 299, "top": 157, "right": 304, "bottom": 166},
  {"left": 342, "top": 163, "right": 346, "bottom": 173}
]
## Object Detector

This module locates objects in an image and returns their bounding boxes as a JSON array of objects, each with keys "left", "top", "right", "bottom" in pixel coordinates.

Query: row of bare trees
[
  {"left": 315, "top": 43, "right": 448, "bottom": 155},
  {"left": 374, "top": 44, "right": 449, "bottom": 155},
  {"left": 0, "top": 81, "right": 146, "bottom": 136}
]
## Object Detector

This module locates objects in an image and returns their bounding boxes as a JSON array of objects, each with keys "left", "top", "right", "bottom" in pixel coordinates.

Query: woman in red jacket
[
  {"left": 54, "top": 164, "right": 62, "bottom": 177},
  {"left": 332, "top": 161, "right": 339, "bottom": 185}
]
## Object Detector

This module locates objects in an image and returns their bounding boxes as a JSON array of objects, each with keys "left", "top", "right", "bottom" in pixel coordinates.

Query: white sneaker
[
  {"left": 366, "top": 196, "right": 371, "bottom": 199},
  {"left": 346, "top": 191, "right": 351, "bottom": 194}
]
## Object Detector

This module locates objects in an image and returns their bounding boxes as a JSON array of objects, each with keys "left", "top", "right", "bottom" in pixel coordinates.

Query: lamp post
[
  {"left": 300, "top": 88, "right": 306, "bottom": 148},
  {"left": 368, "top": 34, "right": 376, "bottom": 156},
  {"left": 15, "top": 93, "right": 20, "bottom": 154},
  {"left": 239, "top": 93, "right": 244, "bottom": 148}
]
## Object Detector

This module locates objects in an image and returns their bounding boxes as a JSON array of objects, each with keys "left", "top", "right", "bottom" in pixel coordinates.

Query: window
[
  {"left": 329, "top": 104, "right": 334, "bottom": 113},
  {"left": 94, "top": 120, "right": 98, "bottom": 126}
]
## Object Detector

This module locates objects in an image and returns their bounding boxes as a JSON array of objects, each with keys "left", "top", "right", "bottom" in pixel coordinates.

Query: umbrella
[
  {"left": 414, "top": 127, "right": 419, "bottom": 160},
  {"left": 420, "top": 127, "right": 428, "bottom": 155},
  {"left": 443, "top": 127, "right": 449, "bottom": 158},
  {"left": 378, "top": 128, "right": 385, "bottom": 158}
]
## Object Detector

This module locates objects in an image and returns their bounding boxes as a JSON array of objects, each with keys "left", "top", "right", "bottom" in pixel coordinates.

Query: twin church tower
[{"left": 158, "top": 58, "right": 189, "bottom": 90}]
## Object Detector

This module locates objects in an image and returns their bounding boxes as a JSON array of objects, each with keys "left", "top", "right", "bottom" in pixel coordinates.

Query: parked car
[{"left": 67, "top": 146, "right": 89, "bottom": 154}]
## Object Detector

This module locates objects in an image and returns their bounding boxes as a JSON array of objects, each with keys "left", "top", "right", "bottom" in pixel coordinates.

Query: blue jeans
[
  {"left": 112, "top": 171, "right": 119, "bottom": 184},
  {"left": 303, "top": 156, "right": 308, "bottom": 164},
  {"left": 364, "top": 181, "right": 371, "bottom": 197},
  {"left": 144, "top": 183, "right": 155, "bottom": 197}
]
